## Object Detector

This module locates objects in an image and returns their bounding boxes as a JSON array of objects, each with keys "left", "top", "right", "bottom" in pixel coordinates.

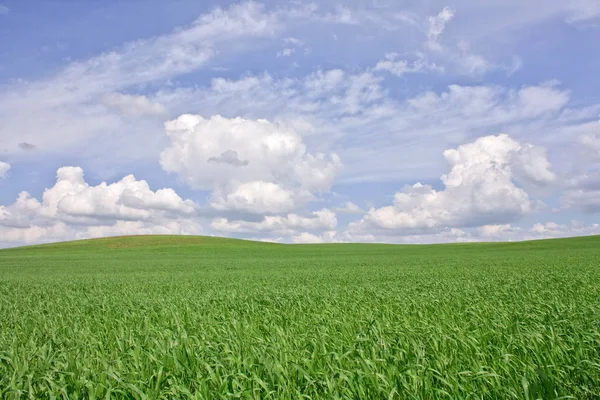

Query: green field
[{"left": 1, "top": 235, "right": 599, "bottom": 399}]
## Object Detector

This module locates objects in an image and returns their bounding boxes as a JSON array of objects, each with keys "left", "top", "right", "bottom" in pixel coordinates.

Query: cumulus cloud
[
  {"left": 162, "top": 70, "right": 579, "bottom": 186},
  {"left": 210, "top": 181, "right": 300, "bottom": 214},
  {"left": 351, "top": 134, "right": 554, "bottom": 234},
  {"left": 211, "top": 208, "right": 337, "bottom": 235},
  {"left": 292, "top": 232, "right": 325, "bottom": 243},
  {"left": 0, "top": 161, "right": 10, "bottom": 178},
  {"left": 511, "top": 144, "right": 556, "bottom": 186},
  {"left": 0, "top": 166, "right": 200, "bottom": 246},
  {"left": 101, "top": 93, "right": 167, "bottom": 117},
  {"left": 160, "top": 114, "right": 342, "bottom": 214}
]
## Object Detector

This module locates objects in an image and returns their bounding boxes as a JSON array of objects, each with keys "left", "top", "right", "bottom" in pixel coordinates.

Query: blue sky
[{"left": 1, "top": 0, "right": 600, "bottom": 247}]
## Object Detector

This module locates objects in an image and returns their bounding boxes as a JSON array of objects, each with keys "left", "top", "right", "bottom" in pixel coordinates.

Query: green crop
[{"left": 1, "top": 235, "right": 599, "bottom": 399}]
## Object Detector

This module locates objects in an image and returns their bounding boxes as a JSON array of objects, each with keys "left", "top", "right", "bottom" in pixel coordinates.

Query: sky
[{"left": 1, "top": 0, "right": 600, "bottom": 247}]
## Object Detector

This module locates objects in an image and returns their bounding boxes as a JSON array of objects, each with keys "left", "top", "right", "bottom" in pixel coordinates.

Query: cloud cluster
[
  {"left": 0, "top": 167, "right": 200, "bottom": 246},
  {"left": 212, "top": 208, "right": 336, "bottom": 235},
  {"left": 1, "top": 1, "right": 600, "bottom": 248},
  {"left": 0, "top": 2, "right": 281, "bottom": 157},
  {"left": 351, "top": 134, "right": 555, "bottom": 234},
  {"left": 160, "top": 114, "right": 342, "bottom": 214},
  {"left": 157, "top": 69, "right": 580, "bottom": 186},
  {"left": 478, "top": 221, "right": 600, "bottom": 242}
]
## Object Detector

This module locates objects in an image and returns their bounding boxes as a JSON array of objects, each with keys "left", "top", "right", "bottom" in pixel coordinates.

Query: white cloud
[
  {"left": 155, "top": 68, "right": 586, "bottom": 186},
  {"left": 529, "top": 221, "right": 600, "bottom": 237},
  {"left": 292, "top": 232, "right": 327, "bottom": 244},
  {"left": 0, "top": 2, "right": 281, "bottom": 158},
  {"left": 0, "top": 161, "right": 10, "bottom": 178},
  {"left": 478, "top": 224, "right": 514, "bottom": 237},
  {"left": 211, "top": 208, "right": 337, "bottom": 235},
  {"left": 277, "top": 37, "right": 307, "bottom": 57},
  {"left": 426, "top": 7, "right": 455, "bottom": 51},
  {"left": 423, "top": 8, "right": 495, "bottom": 76},
  {"left": 0, "top": 167, "right": 200, "bottom": 246},
  {"left": 335, "top": 201, "right": 363, "bottom": 214},
  {"left": 407, "top": 82, "right": 569, "bottom": 119},
  {"left": 210, "top": 181, "right": 300, "bottom": 214},
  {"left": 581, "top": 132, "right": 600, "bottom": 155},
  {"left": 0, "top": 5, "right": 8, "bottom": 15},
  {"left": 160, "top": 114, "right": 342, "bottom": 213},
  {"left": 312, "top": 221, "right": 600, "bottom": 245},
  {"left": 479, "top": 221, "right": 600, "bottom": 241},
  {"left": 101, "top": 93, "right": 167, "bottom": 117},
  {"left": 59, "top": 2, "right": 278, "bottom": 89},
  {"left": 291, "top": 229, "right": 372, "bottom": 244},
  {"left": 37, "top": 167, "right": 196, "bottom": 220},
  {"left": 284, "top": 37, "right": 303, "bottom": 45},
  {"left": 374, "top": 53, "right": 442, "bottom": 77},
  {"left": 2, "top": 0, "right": 599, "bottom": 248},
  {"left": 292, "top": 232, "right": 322, "bottom": 243},
  {"left": 320, "top": 6, "right": 360, "bottom": 25},
  {"left": 559, "top": 132, "right": 600, "bottom": 213},
  {"left": 511, "top": 144, "right": 556, "bottom": 186},
  {"left": 563, "top": 175, "right": 600, "bottom": 213},
  {"left": 516, "top": 83, "right": 570, "bottom": 118},
  {"left": 351, "top": 134, "right": 554, "bottom": 234},
  {"left": 277, "top": 48, "right": 296, "bottom": 57},
  {"left": 304, "top": 69, "right": 346, "bottom": 96},
  {"left": 456, "top": 45, "right": 490, "bottom": 75},
  {"left": 566, "top": 0, "right": 600, "bottom": 22}
]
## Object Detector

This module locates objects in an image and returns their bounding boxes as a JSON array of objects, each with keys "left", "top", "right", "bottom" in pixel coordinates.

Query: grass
[{"left": 1, "top": 235, "right": 599, "bottom": 399}]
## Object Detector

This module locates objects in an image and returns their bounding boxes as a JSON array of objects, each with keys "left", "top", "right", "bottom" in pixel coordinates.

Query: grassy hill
[{"left": 1, "top": 235, "right": 599, "bottom": 398}]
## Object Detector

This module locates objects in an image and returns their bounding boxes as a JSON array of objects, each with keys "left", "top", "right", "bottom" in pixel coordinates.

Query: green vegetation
[{"left": 1, "top": 235, "right": 599, "bottom": 399}]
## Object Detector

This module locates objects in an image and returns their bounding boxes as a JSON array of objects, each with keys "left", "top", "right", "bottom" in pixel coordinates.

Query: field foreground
[{"left": 1, "top": 235, "right": 599, "bottom": 399}]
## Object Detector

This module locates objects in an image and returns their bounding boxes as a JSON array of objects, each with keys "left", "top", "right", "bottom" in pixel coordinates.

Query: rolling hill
[{"left": 1, "top": 235, "right": 599, "bottom": 398}]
